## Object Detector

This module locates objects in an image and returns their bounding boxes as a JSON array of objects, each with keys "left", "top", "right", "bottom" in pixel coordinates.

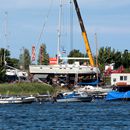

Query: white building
[{"left": 111, "top": 73, "right": 130, "bottom": 86}]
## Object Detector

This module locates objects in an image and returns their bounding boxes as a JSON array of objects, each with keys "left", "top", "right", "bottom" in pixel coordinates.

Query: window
[
  {"left": 113, "top": 78, "right": 116, "bottom": 82},
  {"left": 120, "top": 76, "right": 127, "bottom": 81},
  {"left": 124, "top": 76, "right": 127, "bottom": 81},
  {"left": 120, "top": 76, "right": 123, "bottom": 81}
]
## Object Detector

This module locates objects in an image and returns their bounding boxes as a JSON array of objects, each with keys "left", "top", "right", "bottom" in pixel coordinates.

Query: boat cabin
[{"left": 111, "top": 73, "right": 130, "bottom": 86}]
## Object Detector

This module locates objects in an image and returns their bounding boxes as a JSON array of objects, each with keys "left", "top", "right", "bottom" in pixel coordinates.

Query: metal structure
[{"left": 73, "top": 0, "right": 95, "bottom": 66}]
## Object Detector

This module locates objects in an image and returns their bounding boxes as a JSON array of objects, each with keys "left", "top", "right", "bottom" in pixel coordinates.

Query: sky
[{"left": 0, "top": 0, "right": 130, "bottom": 60}]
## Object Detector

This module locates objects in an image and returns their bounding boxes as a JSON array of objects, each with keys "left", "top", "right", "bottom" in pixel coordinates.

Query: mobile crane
[{"left": 73, "top": 0, "right": 95, "bottom": 66}]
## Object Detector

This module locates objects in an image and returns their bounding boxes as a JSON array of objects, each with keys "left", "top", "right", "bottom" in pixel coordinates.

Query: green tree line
[
  {"left": 98, "top": 47, "right": 130, "bottom": 72},
  {"left": 67, "top": 47, "right": 130, "bottom": 72}
]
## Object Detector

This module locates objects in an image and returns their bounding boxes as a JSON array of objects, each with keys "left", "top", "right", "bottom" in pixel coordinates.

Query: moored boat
[
  {"left": 56, "top": 91, "right": 92, "bottom": 103},
  {"left": 22, "top": 96, "right": 36, "bottom": 103},
  {"left": 106, "top": 85, "right": 130, "bottom": 101},
  {"left": 0, "top": 95, "right": 36, "bottom": 104}
]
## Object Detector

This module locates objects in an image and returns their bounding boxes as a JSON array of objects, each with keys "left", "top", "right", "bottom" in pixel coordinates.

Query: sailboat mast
[
  {"left": 94, "top": 33, "right": 98, "bottom": 68},
  {"left": 70, "top": 0, "right": 73, "bottom": 51},
  {"left": 94, "top": 33, "right": 99, "bottom": 86},
  {"left": 4, "top": 11, "right": 9, "bottom": 64},
  {"left": 57, "top": 0, "right": 62, "bottom": 64}
]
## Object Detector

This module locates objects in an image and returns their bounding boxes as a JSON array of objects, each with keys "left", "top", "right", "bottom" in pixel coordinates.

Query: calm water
[{"left": 0, "top": 100, "right": 130, "bottom": 130}]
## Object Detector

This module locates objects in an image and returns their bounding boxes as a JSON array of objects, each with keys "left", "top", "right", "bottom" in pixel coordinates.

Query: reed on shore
[{"left": 0, "top": 82, "right": 55, "bottom": 96}]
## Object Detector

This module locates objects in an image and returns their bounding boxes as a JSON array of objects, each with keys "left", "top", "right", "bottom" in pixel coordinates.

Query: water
[{"left": 0, "top": 100, "right": 130, "bottom": 130}]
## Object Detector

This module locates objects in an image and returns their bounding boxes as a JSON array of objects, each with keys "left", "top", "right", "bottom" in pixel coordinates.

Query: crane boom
[{"left": 73, "top": 0, "right": 95, "bottom": 66}]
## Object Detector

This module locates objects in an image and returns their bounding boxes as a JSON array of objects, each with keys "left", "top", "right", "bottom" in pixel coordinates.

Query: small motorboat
[
  {"left": 0, "top": 95, "right": 36, "bottom": 104},
  {"left": 22, "top": 96, "right": 36, "bottom": 103},
  {"left": 56, "top": 91, "right": 92, "bottom": 103},
  {"left": 106, "top": 85, "right": 130, "bottom": 101}
]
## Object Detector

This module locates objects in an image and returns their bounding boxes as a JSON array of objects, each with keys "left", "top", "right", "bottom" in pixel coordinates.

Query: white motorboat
[
  {"left": 56, "top": 91, "right": 92, "bottom": 103},
  {"left": 0, "top": 96, "right": 36, "bottom": 104}
]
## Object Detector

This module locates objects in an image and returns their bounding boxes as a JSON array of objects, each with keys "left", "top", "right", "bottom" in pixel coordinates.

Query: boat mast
[
  {"left": 57, "top": 0, "right": 62, "bottom": 64},
  {"left": 94, "top": 33, "right": 99, "bottom": 87},
  {"left": 4, "top": 11, "right": 9, "bottom": 65},
  {"left": 70, "top": 0, "right": 73, "bottom": 51},
  {"left": 95, "top": 33, "right": 98, "bottom": 68}
]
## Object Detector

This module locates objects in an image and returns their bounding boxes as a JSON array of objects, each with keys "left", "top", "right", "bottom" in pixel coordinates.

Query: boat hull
[
  {"left": 22, "top": 96, "right": 36, "bottom": 104},
  {"left": 56, "top": 96, "right": 92, "bottom": 103},
  {"left": 0, "top": 96, "right": 36, "bottom": 104},
  {"left": 0, "top": 99, "right": 22, "bottom": 104}
]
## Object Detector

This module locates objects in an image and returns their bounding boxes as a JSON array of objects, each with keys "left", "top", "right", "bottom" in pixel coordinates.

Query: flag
[{"left": 62, "top": 49, "right": 66, "bottom": 54}]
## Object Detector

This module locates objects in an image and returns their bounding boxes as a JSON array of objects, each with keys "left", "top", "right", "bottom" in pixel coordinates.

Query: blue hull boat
[
  {"left": 56, "top": 91, "right": 92, "bottom": 102},
  {"left": 106, "top": 85, "right": 130, "bottom": 101}
]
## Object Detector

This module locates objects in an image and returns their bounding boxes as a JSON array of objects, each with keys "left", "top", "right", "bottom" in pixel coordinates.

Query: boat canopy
[
  {"left": 77, "top": 80, "right": 99, "bottom": 86},
  {"left": 106, "top": 91, "right": 130, "bottom": 101}
]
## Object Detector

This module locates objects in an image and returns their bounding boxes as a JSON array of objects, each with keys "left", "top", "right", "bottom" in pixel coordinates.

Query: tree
[
  {"left": 24, "top": 48, "right": 31, "bottom": 70},
  {"left": 98, "top": 47, "right": 120, "bottom": 72},
  {"left": 37, "top": 44, "right": 49, "bottom": 65},
  {"left": 0, "top": 48, "right": 19, "bottom": 68},
  {"left": 67, "top": 49, "right": 85, "bottom": 64},
  {"left": 122, "top": 50, "right": 130, "bottom": 68},
  {"left": 113, "top": 51, "right": 122, "bottom": 69},
  {"left": 98, "top": 47, "right": 130, "bottom": 72},
  {"left": 7, "top": 58, "right": 19, "bottom": 69},
  {"left": 0, "top": 66, "right": 6, "bottom": 83},
  {"left": 0, "top": 48, "right": 10, "bottom": 82},
  {"left": 0, "top": 48, "right": 5, "bottom": 66},
  {"left": 98, "top": 47, "right": 115, "bottom": 65},
  {"left": 19, "top": 48, "right": 31, "bottom": 70}
]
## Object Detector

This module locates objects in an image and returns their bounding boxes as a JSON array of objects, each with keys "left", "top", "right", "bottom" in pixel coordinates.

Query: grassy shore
[{"left": 0, "top": 82, "right": 55, "bottom": 96}]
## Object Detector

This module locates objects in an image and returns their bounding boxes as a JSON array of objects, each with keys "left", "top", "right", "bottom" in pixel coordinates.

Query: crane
[{"left": 73, "top": 0, "right": 95, "bottom": 66}]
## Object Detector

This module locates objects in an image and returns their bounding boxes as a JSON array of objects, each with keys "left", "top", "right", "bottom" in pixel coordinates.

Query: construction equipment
[{"left": 73, "top": 0, "right": 95, "bottom": 66}]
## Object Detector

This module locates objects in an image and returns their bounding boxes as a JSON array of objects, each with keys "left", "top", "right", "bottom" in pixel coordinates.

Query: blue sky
[{"left": 0, "top": 0, "right": 130, "bottom": 60}]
